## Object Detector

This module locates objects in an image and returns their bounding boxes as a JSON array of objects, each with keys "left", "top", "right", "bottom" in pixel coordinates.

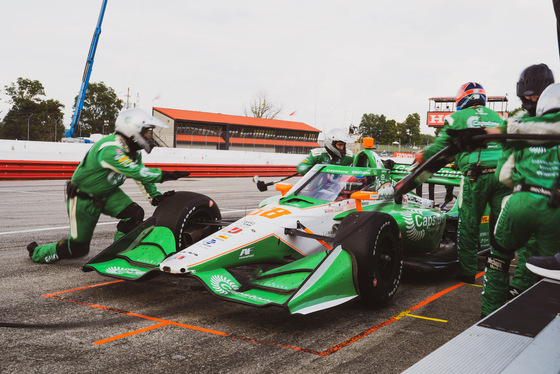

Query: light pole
[{"left": 27, "top": 113, "right": 34, "bottom": 141}]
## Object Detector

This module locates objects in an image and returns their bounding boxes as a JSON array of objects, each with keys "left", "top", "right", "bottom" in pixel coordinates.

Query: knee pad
[
  {"left": 116, "top": 202, "right": 145, "bottom": 234},
  {"left": 57, "top": 239, "right": 90, "bottom": 259}
]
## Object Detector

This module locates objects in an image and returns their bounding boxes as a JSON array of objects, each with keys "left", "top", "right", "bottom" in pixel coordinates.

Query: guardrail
[{"left": 0, "top": 160, "right": 297, "bottom": 180}]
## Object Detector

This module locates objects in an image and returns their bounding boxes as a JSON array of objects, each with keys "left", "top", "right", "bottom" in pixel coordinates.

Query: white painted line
[
  {"left": 0, "top": 221, "right": 117, "bottom": 235},
  {"left": 1, "top": 208, "right": 250, "bottom": 235}
]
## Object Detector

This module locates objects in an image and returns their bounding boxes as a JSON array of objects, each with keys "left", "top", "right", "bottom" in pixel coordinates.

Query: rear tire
[
  {"left": 153, "top": 191, "right": 221, "bottom": 250},
  {"left": 334, "top": 212, "right": 403, "bottom": 305}
]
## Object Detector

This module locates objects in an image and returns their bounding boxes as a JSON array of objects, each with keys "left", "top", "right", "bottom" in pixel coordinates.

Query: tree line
[
  {"left": 1, "top": 77, "right": 438, "bottom": 146},
  {"left": 357, "top": 113, "right": 434, "bottom": 149},
  {"left": 0, "top": 77, "right": 123, "bottom": 141}
]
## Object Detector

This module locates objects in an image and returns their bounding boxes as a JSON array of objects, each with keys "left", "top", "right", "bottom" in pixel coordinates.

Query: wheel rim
[{"left": 377, "top": 236, "right": 397, "bottom": 281}]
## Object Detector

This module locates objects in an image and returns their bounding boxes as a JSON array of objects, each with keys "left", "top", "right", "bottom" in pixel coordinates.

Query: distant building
[{"left": 153, "top": 107, "right": 321, "bottom": 154}]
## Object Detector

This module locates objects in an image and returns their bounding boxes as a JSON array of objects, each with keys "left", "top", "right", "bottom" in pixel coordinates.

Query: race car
[{"left": 83, "top": 143, "right": 487, "bottom": 314}]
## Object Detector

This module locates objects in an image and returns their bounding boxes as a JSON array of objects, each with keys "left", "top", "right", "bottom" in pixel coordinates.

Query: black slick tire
[
  {"left": 334, "top": 212, "right": 403, "bottom": 305},
  {"left": 153, "top": 191, "right": 221, "bottom": 250}
]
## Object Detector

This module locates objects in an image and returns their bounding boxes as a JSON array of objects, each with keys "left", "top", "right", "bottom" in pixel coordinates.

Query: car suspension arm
[{"left": 284, "top": 221, "right": 334, "bottom": 250}]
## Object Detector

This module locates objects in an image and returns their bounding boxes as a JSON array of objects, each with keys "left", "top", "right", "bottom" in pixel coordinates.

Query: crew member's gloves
[
  {"left": 256, "top": 180, "right": 268, "bottom": 192},
  {"left": 151, "top": 190, "right": 176, "bottom": 206},
  {"left": 382, "top": 159, "right": 395, "bottom": 170},
  {"left": 161, "top": 170, "right": 190, "bottom": 182},
  {"left": 446, "top": 128, "right": 487, "bottom": 152}
]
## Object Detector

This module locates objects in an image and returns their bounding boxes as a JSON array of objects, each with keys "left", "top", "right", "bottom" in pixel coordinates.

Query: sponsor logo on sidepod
[
  {"left": 402, "top": 211, "right": 443, "bottom": 241},
  {"left": 239, "top": 247, "right": 254, "bottom": 259}
]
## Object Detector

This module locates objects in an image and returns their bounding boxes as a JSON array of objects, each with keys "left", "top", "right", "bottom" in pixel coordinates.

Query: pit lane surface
[{"left": 1, "top": 178, "right": 486, "bottom": 373}]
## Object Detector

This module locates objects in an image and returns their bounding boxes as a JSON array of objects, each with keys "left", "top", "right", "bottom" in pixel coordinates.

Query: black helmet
[{"left": 517, "top": 64, "right": 554, "bottom": 115}]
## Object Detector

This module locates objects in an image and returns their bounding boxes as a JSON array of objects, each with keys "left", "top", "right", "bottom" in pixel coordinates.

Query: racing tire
[
  {"left": 334, "top": 212, "right": 403, "bottom": 305},
  {"left": 153, "top": 191, "right": 221, "bottom": 250}
]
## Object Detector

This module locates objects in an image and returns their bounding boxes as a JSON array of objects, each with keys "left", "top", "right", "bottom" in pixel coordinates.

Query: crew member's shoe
[
  {"left": 29, "top": 243, "right": 59, "bottom": 264},
  {"left": 526, "top": 252, "right": 560, "bottom": 281},
  {"left": 27, "top": 242, "right": 38, "bottom": 258}
]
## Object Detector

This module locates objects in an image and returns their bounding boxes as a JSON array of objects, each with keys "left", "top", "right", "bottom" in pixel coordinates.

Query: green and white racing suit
[
  {"left": 482, "top": 111, "right": 560, "bottom": 316},
  {"left": 31, "top": 133, "right": 165, "bottom": 264},
  {"left": 297, "top": 148, "right": 354, "bottom": 175},
  {"left": 423, "top": 106, "right": 510, "bottom": 279}
]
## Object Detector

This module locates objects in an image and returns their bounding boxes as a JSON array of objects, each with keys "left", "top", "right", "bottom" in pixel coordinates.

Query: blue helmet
[{"left": 455, "top": 82, "right": 486, "bottom": 110}]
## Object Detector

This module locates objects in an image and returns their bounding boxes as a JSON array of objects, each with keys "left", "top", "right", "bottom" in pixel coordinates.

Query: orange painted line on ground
[
  {"left": 41, "top": 280, "right": 124, "bottom": 297},
  {"left": 316, "top": 273, "right": 486, "bottom": 356},
  {"left": 228, "top": 334, "right": 320, "bottom": 355},
  {"left": 94, "top": 322, "right": 171, "bottom": 345},
  {"left": 167, "top": 321, "right": 230, "bottom": 336},
  {"left": 44, "top": 272, "right": 485, "bottom": 355}
]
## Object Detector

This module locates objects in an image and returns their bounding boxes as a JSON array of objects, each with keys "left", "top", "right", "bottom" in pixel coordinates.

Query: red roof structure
[{"left": 154, "top": 107, "right": 319, "bottom": 132}]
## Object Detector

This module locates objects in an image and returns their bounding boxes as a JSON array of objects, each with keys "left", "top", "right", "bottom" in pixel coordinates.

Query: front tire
[
  {"left": 334, "top": 212, "right": 403, "bottom": 305},
  {"left": 153, "top": 191, "right": 221, "bottom": 250}
]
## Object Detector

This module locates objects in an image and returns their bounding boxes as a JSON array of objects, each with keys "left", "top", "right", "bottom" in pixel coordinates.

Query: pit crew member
[
  {"left": 297, "top": 128, "right": 354, "bottom": 175},
  {"left": 27, "top": 108, "right": 190, "bottom": 264},
  {"left": 481, "top": 83, "right": 560, "bottom": 317},
  {"left": 415, "top": 82, "right": 510, "bottom": 284}
]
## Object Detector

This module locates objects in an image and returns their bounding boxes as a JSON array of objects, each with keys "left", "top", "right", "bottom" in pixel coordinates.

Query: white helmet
[
  {"left": 324, "top": 128, "right": 353, "bottom": 159},
  {"left": 115, "top": 108, "right": 168, "bottom": 153},
  {"left": 536, "top": 83, "right": 560, "bottom": 116}
]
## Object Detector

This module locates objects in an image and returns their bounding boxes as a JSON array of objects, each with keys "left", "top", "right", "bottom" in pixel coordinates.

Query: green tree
[
  {"left": 358, "top": 113, "right": 396, "bottom": 145},
  {"left": 396, "top": 113, "right": 422, "bottom": 147},
  {"left": 4, "top": 77, "right": 45, "bottom": 104},
  {"left": 0, "top": 78, "right": 64, "bottom": 141},
  {"left": 74, "top": 82, "right": 123, "bottom": 136},
  {"left": 419, "top": 133, "right": 435, "bottom": 148}
]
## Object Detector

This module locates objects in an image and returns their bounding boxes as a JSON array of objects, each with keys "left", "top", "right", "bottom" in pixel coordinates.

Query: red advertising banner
[
  {"left": 427, "top": 112, "right": 451, "bottom": 127},
  {"left": 394, "top": 152, "right": 415, "bottom": 159}
]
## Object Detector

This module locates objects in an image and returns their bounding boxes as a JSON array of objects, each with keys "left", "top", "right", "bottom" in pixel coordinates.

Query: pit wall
[{"left": 0, "top": 140, "right": 303, "bottom": 180}]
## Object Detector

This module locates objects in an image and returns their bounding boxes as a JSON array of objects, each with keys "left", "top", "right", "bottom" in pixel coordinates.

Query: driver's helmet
[
  {"left": 324, "top": 128, "right": 353, "bottom": 160},
  {"left": 343, "top": 175, "right": 368, "bottom": 192},
  {"left": 455, "top": 82, "right": 486, "bottom": 110},
  {"left": 115, "top": 108, "right": 168, "bottom": 153},
  {"left": 536, "top": 83, "right": 560, "bottom": 116},
  {"left": 517, "top": 64, "right": 554, "bottom": 115}
]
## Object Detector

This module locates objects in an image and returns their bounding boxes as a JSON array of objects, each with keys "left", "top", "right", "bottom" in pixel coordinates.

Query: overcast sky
[{"left": 2, "top": 1, "right": 558, "bottom": 135}]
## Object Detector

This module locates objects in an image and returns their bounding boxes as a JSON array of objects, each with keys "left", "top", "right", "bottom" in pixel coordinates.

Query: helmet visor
[{"left": 142, "top": 127, "right": 154, "bottom": 142}]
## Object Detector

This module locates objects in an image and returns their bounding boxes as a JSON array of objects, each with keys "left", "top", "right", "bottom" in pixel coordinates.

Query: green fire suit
[
  {"left": 422, "top": 106, "right": 510, "bottom": 280},
  {"left": 297, "top": 148, "right": 354, "bottom": 175},
  {"left": 482, "top": 111, "right": 560, "bottom": 316},
  {"left": 31, "top": 133, "right": 165, "bottom": 264}
]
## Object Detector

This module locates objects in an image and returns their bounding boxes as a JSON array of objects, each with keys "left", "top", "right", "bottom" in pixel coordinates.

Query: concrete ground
[{"left": 0, "top": 178, "right": 489, "bottom": 374}]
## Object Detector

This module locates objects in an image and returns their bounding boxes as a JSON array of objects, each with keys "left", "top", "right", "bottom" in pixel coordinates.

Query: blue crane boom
[{"left": 66, "top": 0, "right": 108, "bottom": 138}]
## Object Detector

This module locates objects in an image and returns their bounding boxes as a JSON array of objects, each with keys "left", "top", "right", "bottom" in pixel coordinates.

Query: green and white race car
[{"left": 83, "top": 145, "right": 488, "bottom": 314}]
